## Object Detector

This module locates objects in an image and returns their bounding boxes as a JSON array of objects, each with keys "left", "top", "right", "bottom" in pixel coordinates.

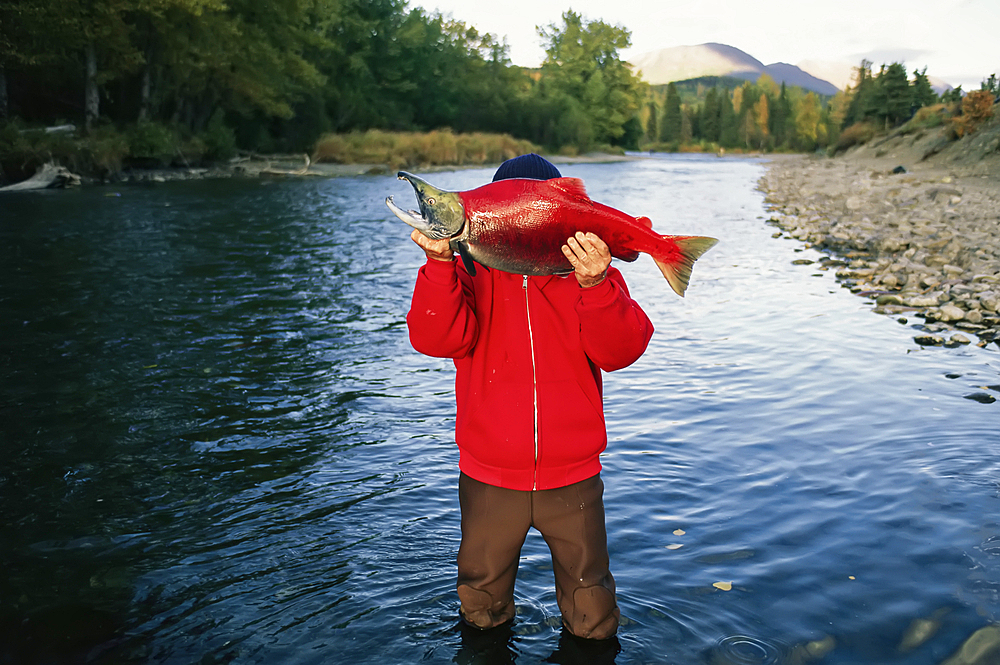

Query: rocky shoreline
[{"left": 759, "top": 150, "right": 1000, "bottom": 349}]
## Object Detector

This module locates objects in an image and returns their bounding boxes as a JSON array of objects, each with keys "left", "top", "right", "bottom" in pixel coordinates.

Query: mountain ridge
[{"left": 629, "top": 43, "right": 841, "bottom": 95}]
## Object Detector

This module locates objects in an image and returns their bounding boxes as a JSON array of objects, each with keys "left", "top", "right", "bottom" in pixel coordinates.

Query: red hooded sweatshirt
[{"left": 407, "top": 258, "right": 653, "bottom": 491}]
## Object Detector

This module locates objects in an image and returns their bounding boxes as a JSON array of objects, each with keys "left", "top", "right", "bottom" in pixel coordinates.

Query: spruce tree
[
  {"left": 701, "top": 87, "right": 720, "bottom": 143},
  {"left": 911, "top": 68, "right": 937, "bottom": 109},
  {"left": 660, "top": 82, "right": 682, "bottom": 142}
]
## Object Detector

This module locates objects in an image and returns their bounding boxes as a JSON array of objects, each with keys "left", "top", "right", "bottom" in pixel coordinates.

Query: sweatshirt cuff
[
  {"left": 577, "top": 276, "right": 619, "bottom": 309},
  {"left": 420, "top": 257, "right": 458, "bottom": 285}
]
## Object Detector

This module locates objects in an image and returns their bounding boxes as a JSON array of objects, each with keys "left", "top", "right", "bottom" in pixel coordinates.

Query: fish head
[{"left": 385, "top": 172, "right": 465, "bottom": 240}]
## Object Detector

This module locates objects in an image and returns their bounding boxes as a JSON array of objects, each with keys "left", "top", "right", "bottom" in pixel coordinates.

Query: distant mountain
[
  {"left": 928, "top": 76, "right": 954, "bottom": 96},
  {"left": 796, "top": 59, "right": 854, "bottom": 91},
  {"left": 629, "top": 43, "right": 840, "bottom": 96},
  {"left": 628, "top": 43, "right": 764, "bottom": 84}
]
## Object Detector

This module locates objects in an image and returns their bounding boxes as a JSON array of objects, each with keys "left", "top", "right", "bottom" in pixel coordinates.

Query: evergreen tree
[
  {"left": 982, "top": 74, "right": 999, "bottom": 95},
  {"left": 684, "top": 105, "right": 699, "bottom": 143},
  {"left": 659, "top": 81, "right": 682, "bottom": 142},
  {"left": 718, "top": 91, "right": 739, "bottom": 147},
  {"left": 680, "top": 107, "right": 693, "bottom": 144},
  {"left": 911, "top": 67, "right": 937, "bottom": 108},
  {"left": 880, "top": 62, "right": 912, "bottom": 127},
  {"left": 701, "top": 87, "right": 720, "bottom": 143},
  {"left": 645, "top": 101, "right": 658, "bottom": 142},
  {"left": 844, "top": 59, "right": 873, "bottom": 127}
]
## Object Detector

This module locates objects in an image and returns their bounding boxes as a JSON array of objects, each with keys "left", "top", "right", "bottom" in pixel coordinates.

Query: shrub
[
  {"left": 126, "top": 121, "right": 177, "bottom": 166},
  {"left": 200, "top": 109, "right": 237, "bottom": 162},
  {"left": 832, "top": 122, "right": 876, "bottom": 154},
  {"left": 79, "top": 127, "right": 129, "bottom": 175},
  {"left": 0, "top": 121, "right": 128, "bottom": 181},
  {"left": 312, "top": 130, "right": 540, "bottom": 168},
  {"left": 952, "top": 91, "right": 996, "bottom": 138}
]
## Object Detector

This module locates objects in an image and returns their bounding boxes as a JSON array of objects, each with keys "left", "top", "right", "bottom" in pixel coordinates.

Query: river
[{"left": 1, "top": 155, "right": 999, "bottom": 664}]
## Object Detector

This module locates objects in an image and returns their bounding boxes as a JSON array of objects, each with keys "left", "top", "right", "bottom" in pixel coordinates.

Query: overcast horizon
[{"left": 410, "top": 0, "right": 999, "bottom": 90}]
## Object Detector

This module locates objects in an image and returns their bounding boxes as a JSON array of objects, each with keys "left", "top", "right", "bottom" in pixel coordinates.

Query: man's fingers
[
  {"left": 411, "top": 229, "right": 453, "bottom": 261},
  {"left": 584, "top": 232, "right": 609, "bottom": 255}
]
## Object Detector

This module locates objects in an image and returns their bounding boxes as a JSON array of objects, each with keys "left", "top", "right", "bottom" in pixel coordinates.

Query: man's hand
[
  {"left": 562, "top": 231, "right": 611, "bottom": 288},
  {"left": 411, "top": 229, "right": 454, "bottom": 262}
]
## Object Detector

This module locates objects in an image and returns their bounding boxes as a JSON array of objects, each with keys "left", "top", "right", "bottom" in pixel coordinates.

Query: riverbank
[
  {"left": 1, "top": 151, "right": 641, "bottom": 188},
  {"left": 759, "top": 111, "right": 1000, "bottom": 349}
]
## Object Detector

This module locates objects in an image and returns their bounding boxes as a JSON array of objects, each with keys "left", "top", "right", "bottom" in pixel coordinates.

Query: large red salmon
[{"left": 386, "top": 171, "right": 717, "bottom": 296}]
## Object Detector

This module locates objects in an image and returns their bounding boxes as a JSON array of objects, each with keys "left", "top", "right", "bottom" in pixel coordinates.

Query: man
[{"left": 406, "top": 154, "right": 653, "bottom": 641}]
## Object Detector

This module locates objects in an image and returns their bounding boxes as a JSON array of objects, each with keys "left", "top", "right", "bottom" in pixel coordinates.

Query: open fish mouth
[
  {"left": 386, "top": 171, "right": 466, "bottom": 240},
  {"left": 385, "top": 195, "right": 427, "bottom": 229}
]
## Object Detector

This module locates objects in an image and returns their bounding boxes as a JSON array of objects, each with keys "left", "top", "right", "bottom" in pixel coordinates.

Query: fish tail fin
[{"left": 653, "top": 235, "right": 719, "bottom": 297}]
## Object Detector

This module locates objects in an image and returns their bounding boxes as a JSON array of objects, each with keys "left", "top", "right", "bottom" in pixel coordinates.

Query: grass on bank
[
  {"left": 0, "top": 122, "right": 544, "bottom": 184},
  {"left": 312, "top": 129, "right": 540, "bottom": 169}
]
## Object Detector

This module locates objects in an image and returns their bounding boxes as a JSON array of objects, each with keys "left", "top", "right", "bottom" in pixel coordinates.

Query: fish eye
[{"left": 426, "top": 197, "right": 436, "bottom": 206}]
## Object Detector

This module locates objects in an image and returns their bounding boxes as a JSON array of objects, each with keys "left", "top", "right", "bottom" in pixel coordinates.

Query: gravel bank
[{"left": 759, "top": 152, "right": 1000, "bottom": 349}]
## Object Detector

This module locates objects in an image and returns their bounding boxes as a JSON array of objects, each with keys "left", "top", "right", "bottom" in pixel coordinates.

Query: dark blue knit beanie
[{"left": 492, "top": 153, "right": 562, "bottom": 181}]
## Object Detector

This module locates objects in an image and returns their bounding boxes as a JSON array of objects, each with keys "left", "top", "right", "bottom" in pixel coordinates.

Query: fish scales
[
  {"left": 386, "top": 171, "right": 718, "bottom": 297},
  {"left": 459, "top": 178, "right": 644, "bottom": 275}
]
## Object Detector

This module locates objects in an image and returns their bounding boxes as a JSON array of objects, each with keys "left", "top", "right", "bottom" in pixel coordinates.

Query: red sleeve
[
  {"left": 406, "top": 258, "right": 479, "bottom": 359},
  {"left": 575, "top": 267, "right": 654, "bottom": 372}
]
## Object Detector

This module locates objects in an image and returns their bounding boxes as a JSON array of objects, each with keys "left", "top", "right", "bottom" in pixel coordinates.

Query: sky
[{"left": 409, "top": 0, "right": 999, "bottom": 90}]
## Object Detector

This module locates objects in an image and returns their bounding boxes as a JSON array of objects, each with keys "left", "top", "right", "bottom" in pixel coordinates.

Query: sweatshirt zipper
[{"left": 523, "top": 274, "right": 539, "bottom": 490}]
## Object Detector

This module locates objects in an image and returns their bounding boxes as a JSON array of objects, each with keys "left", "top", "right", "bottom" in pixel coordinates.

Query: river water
[{"left": 1, "top": 155, "right": 999, "bottom": 664}]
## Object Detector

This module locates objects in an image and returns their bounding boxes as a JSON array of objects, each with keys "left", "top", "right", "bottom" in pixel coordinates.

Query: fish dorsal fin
[
  {"left": 635, "top": 216, "right": 653, "bottom": 228},
  {"left": 543, "top": 177, "right": 591, "bottom": 204}
]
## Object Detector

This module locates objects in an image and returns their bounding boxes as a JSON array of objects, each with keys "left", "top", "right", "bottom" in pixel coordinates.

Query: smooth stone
[
  {"left": 914, "top": 335, "right": 945, "bottom": 346},
  {"left": 876, "top": 294, "right": 903, "bottom": 306},
  {"left": 937, "top": 305, "right": 966, "bottom": 322},
  {"left": 907, "top": 296, "right": 941, "bottom": 307}
]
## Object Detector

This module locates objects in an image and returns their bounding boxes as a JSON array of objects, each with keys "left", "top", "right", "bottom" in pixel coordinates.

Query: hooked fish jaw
[{"left": 386, "top": 171, "right": 465, "bottom": 240}]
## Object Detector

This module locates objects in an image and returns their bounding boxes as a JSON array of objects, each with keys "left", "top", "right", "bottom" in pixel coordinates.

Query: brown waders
[{"left": 456, "top": 473, "right": 620, "bottom": 640}]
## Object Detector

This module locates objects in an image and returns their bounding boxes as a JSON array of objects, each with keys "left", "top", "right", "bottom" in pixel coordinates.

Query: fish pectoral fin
[
  {"left": 544, "top": 177, "right": 592, "bottom": 204},
  {"left": 654, "top": 236, "right": 719, "bottom": 297},
  {"left": 453, "top": 241, "right": 478, "bottom": 277}
]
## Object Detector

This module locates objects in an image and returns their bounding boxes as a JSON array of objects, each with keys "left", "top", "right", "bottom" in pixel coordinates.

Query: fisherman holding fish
[{"left": 393, "top": 153, "right": 715, "bottom": 642}]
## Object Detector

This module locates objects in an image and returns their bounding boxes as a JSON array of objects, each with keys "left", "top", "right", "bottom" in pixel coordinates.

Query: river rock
[
  {"left": 907, "top": 295, "right": 941, "bottom": 307},
  {"left": 914, "top": 334, "right": 945, "bottom": 346},
  {"left": 965, "top": 310, "right": 984, "bottom": 324},
  {"left": 936, "top": 305, "right": 966, "bottom": 322},
  {"left": 761, "top": 155, "right": 1000, "bottom": 344},
  {"left": 876, "top": 294, "right": 903, "bottom": 306}
]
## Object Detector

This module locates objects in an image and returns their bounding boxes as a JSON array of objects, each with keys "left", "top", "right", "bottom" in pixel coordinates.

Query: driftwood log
[{"left": 0, "top": 162, "right": 81, "bottom": 192}]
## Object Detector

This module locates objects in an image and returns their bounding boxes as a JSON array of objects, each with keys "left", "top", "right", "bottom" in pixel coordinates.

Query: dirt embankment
[{"left": 759, "top": 108, "right": 1000, "bottom": 349}]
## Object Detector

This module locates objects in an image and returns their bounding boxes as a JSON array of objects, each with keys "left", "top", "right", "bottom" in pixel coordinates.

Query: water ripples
[
  {"left": 2, "top": 158, "right": 1000, "bottom": 663},
  {"left": 711, "top": 635, "right": 786, "bottom": 665}
]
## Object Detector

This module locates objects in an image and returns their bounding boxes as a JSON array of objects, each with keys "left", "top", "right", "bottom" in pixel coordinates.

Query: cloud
[{"left": 851, "top": 48, "right": 931, "bottom": 66}]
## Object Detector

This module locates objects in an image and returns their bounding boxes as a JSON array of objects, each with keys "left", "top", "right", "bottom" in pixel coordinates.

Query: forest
[{"left": 1, "top": 0, "right": 996, "bottom": 179}]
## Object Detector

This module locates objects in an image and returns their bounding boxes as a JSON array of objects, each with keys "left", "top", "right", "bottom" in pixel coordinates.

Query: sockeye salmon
[{"left": 386, "top": 171, "right": 718, "bottom": 297}]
